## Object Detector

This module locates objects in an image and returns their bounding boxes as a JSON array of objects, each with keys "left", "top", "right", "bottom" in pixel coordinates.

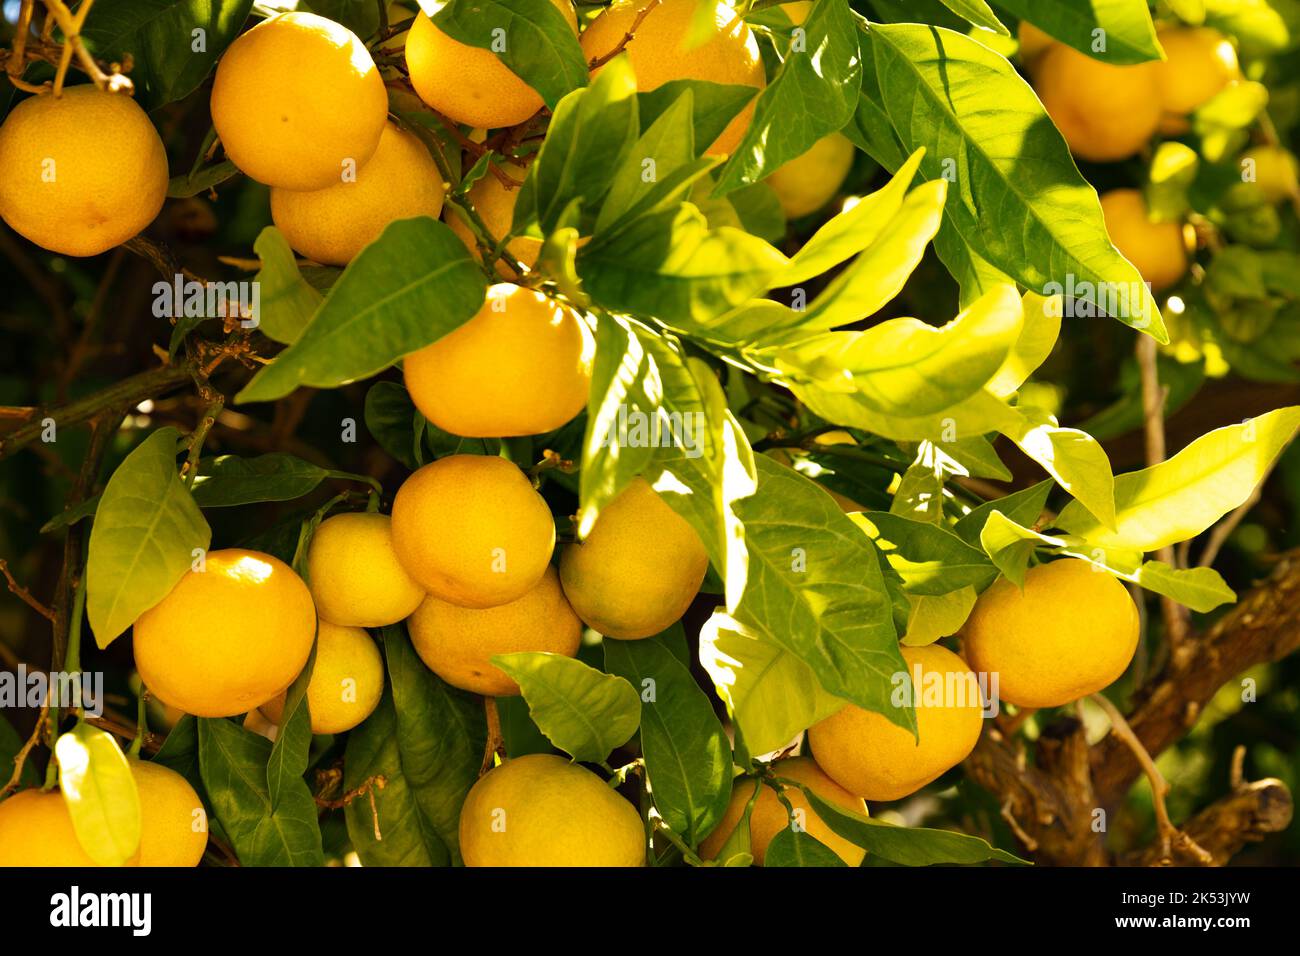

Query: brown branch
[
  {"left": 1092, "top": 550, "right": 1300, "bottom": 806},
  {"left": 481, "top": 697, "right": 504, "bottom": 775},
  {"left": 1121, "top": 777, "right": 1293, "bottom": 866},
  {"left": 1136, "top": 334, "right": 1190, "bottom": 652},
  {"left": 964, "top": 719, "right": 1108, "bottom": 866},
  {"left": 0, "top": 557, "right": 56, "bottom": 621},
  {"left": 1090, "top": 692, "right": 1211, "bottom": 865},
  {"left": 0, "top": 362, "right": 192, "bottom": 460}
]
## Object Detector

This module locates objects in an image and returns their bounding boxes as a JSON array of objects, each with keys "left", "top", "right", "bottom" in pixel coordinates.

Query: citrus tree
[{"left": 0, "top": 0, "right": 1298, "bottom": 869}]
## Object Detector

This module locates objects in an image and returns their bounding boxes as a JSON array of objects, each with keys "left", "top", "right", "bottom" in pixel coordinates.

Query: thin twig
[
  {"left": 481, "top": 697, "right": 504, "bottom": 775},
  {"left": 0, "top": 557, "right": 55, "bottom": 621},
  {"left": 1136, "top": 335, "right": 1190, "bottom": 649},
  {"left": 1090, "top": 692, "right": 1213, "bottom": 865}
]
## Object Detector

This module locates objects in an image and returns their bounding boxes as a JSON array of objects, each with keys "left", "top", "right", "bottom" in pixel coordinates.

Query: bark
[{"left": 965, "top": 550, "right": 1300, "bottom": 866}]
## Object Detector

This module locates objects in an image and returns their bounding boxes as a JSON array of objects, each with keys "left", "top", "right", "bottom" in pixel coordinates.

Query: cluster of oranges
[{"left": 1023, "top": 22, "right": 1299, "bottom": 295}]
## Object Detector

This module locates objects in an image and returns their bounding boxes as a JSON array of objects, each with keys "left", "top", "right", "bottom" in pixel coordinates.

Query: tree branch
[{"left": 1091, "top": 550, "right": 1300, "bottom": 806}]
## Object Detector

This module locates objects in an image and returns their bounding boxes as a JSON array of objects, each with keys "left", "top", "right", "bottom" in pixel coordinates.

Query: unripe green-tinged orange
[{"left": 559, "top": 478, "right": 708, "bottom": 639}]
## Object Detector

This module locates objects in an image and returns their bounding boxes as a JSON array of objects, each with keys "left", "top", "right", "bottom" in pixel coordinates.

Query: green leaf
[
  {"left": 151, "top": 714, "right": 202, "bottom": 794},
  {"left": 902, "top": 586, "right": 977, "bottom": 646},
  {"left": 954, "top": 479, "right": 1054, "bottom": 546},
  {"left": 987, "top": 291, "right": 1063, "bottom": 397},
  {"left": 603, "top": 633, "right": 731, "bottom": 846},
  {"left": 800, "top": 788, "right": 1028, "bottom": 865},
  {"left": 595, "top": 89, "right": 720, "bottom": 237},
  {"left": 251, "top": 226, "right": 322, "bottom": 346},
  {"left": 730, "top": 456, "right": 911, "bottom": 734},
  {"left": 636, "top": 80, "right": 758, "bottom": 156},
  {"left": 55, "top": 722, "right": 141, "bottom": 866},
  {"left": 344, "top": 688, "right": 450, "bottom": 867},
  {"left": 266, "top": 638, "right": 316, "bottom": 812},
  {"left": 577, "top": 317, "right": 718, "bottom": 540},
  {"left": 764, "top": 826, "right": 848, "bottom": 867},
  {"left": 364, "top": 382, "right": 420, "bottom": 470},
  {"left": 191, "top": 453, "right": 330, "bottom": 508},
  {"left": 198, "top": 717, "right": 324, "bottom": 867},
  {"left": 779, "top": 180, "right": 949, "bottom": 336},
  {"left": 430, "top": 0, "right": 588, "bottom": 110},
  {"left": 580, "top": 202, "right": 788, "bottom": 325},
  {"left": 86, "top": 427, "right": 211, "bottom": 648},
  {"left": 381, "top": 627, "right": 485, "bottom": 863},
  {"left": 516, "top": 56, "right": 639, "bottom": 236},
  {"left": 40, "top": 494, "right": 102, "bottom": 534},
  {"left": 1055, "top": 407, "right": 1300, "bottom": 550},
  {"left": 236, "top": 218, "right": 486, "bottom": 404},
  {"left": 1130, "top": 561, "right": 1236, "bottom": 613},
  {"left": 699, "top": 612, "right": 846, "bottom": 757},
  {"left": 715, "top": 0, "right": 863, "bottom": 193},
  {"left": 80, "top": 0, "right": 255, "bottom": 111},
  {"left": 1001, "top": 408, "right": 1116, "bottom": 531},
  {"left": 855, "top": 512, "right": 998, "bottom": 595},
  {"left": 493, "top": 652, "right": 642, "bottom": 764},
  {"left": 772, "top": 283, "right": 1022, "bottom": 417},
  {"left": 980, "top": 511, "right": 1066, "bottom": 587},
  {"left": 866, "top": 22, "right": 1166, "bottom": 342},
  {"left": 779, "top": 149, "right": 925, "bottom": 287},
  {"left": 1000, "top": 0, "right": 1163, "bottom": 63}
]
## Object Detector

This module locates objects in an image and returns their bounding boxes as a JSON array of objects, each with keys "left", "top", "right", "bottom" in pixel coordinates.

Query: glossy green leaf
[
  {"left": 344, "top": 688, "right": 450, "bottom": 867},
  {"left": 902, "top": 586, "right": 977, "bottom": 646},
  {"left": 382, "top": 627, "right": 485, "bottom": 863},
  {"left": 699, "top": 612, "right": 846, "bottom": 757},
  {"left": 987, "top": 291, "right": 1063, "bottom": 397},
  {"left": 765, "top": 826, "right": 848, "bottom": 867},
  {"left": 604, "top": 633, "right": 731, "bottom": 846},
  {"left": 1002, "top": 408, "right": 1116, "bottom": 531},
  {"left": 493, "top": 652, "right": 641, "bottom": 764},
  {"left": 730, "top": 457, "right": 911, "bottom": 734},
  {"left": 237, "top": 218, "right": 486, "bottom": 404},
  {"left": 779, "top": 149, "right": 925, "bottom": 287},
  {"left": 581, "top": 202, "right": 788, "bottom": 325},
  {"left": 1055, "top": 406, "right": 1300, "bottom": 550},
  {"left": 1000, "top": 0, "right": 1163, "bottom": 63},
  {"left": 954, "top": 479, "right": 1054, "bottom": 546},
  {"left": 516, "top": 57, "right": 639, "bottom": 236},
  {"left": 86, "top": 427, "right": 211, "bottom": 648},
  {"left": 800, "top": 788, "right": 1027, "bottom": 865},
  {"left": 266, "top": 638, "right": 316, "bottom": 812},
  {"left": 198, "top": 717, "right": 324, "bottom": 867},
  {"left": 191, "top": 453, "right": 330, "bottom": 508},
  {"left": 867, "top": 22, "right": 1166, "bottom": 341},
  {"left": 55, "top": 722, "right": 141, "bottom": 866},
  {"left": 773, "top": 283, "right": 1022, "bottom": 417},
  {"left": 81, "top": 0, "right": 255, "bottom": 110},
  {"left": 980, "top": 511, "right": 1067, "bottom": 587},
  {"left": 364, "top": 381, "right": 420, "bottom": 470},
  {"left": 1131, "top": 561, "right": 1237, "bottom": 613},
  {"left": 855, "top": 512, "right": 998, "bottom": 594},
  {"left": 596, "top": 89, "right": 719, "bottom": 237},
  {"left": 715, "top": 0, "right": 863, "bottom": 192}
]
